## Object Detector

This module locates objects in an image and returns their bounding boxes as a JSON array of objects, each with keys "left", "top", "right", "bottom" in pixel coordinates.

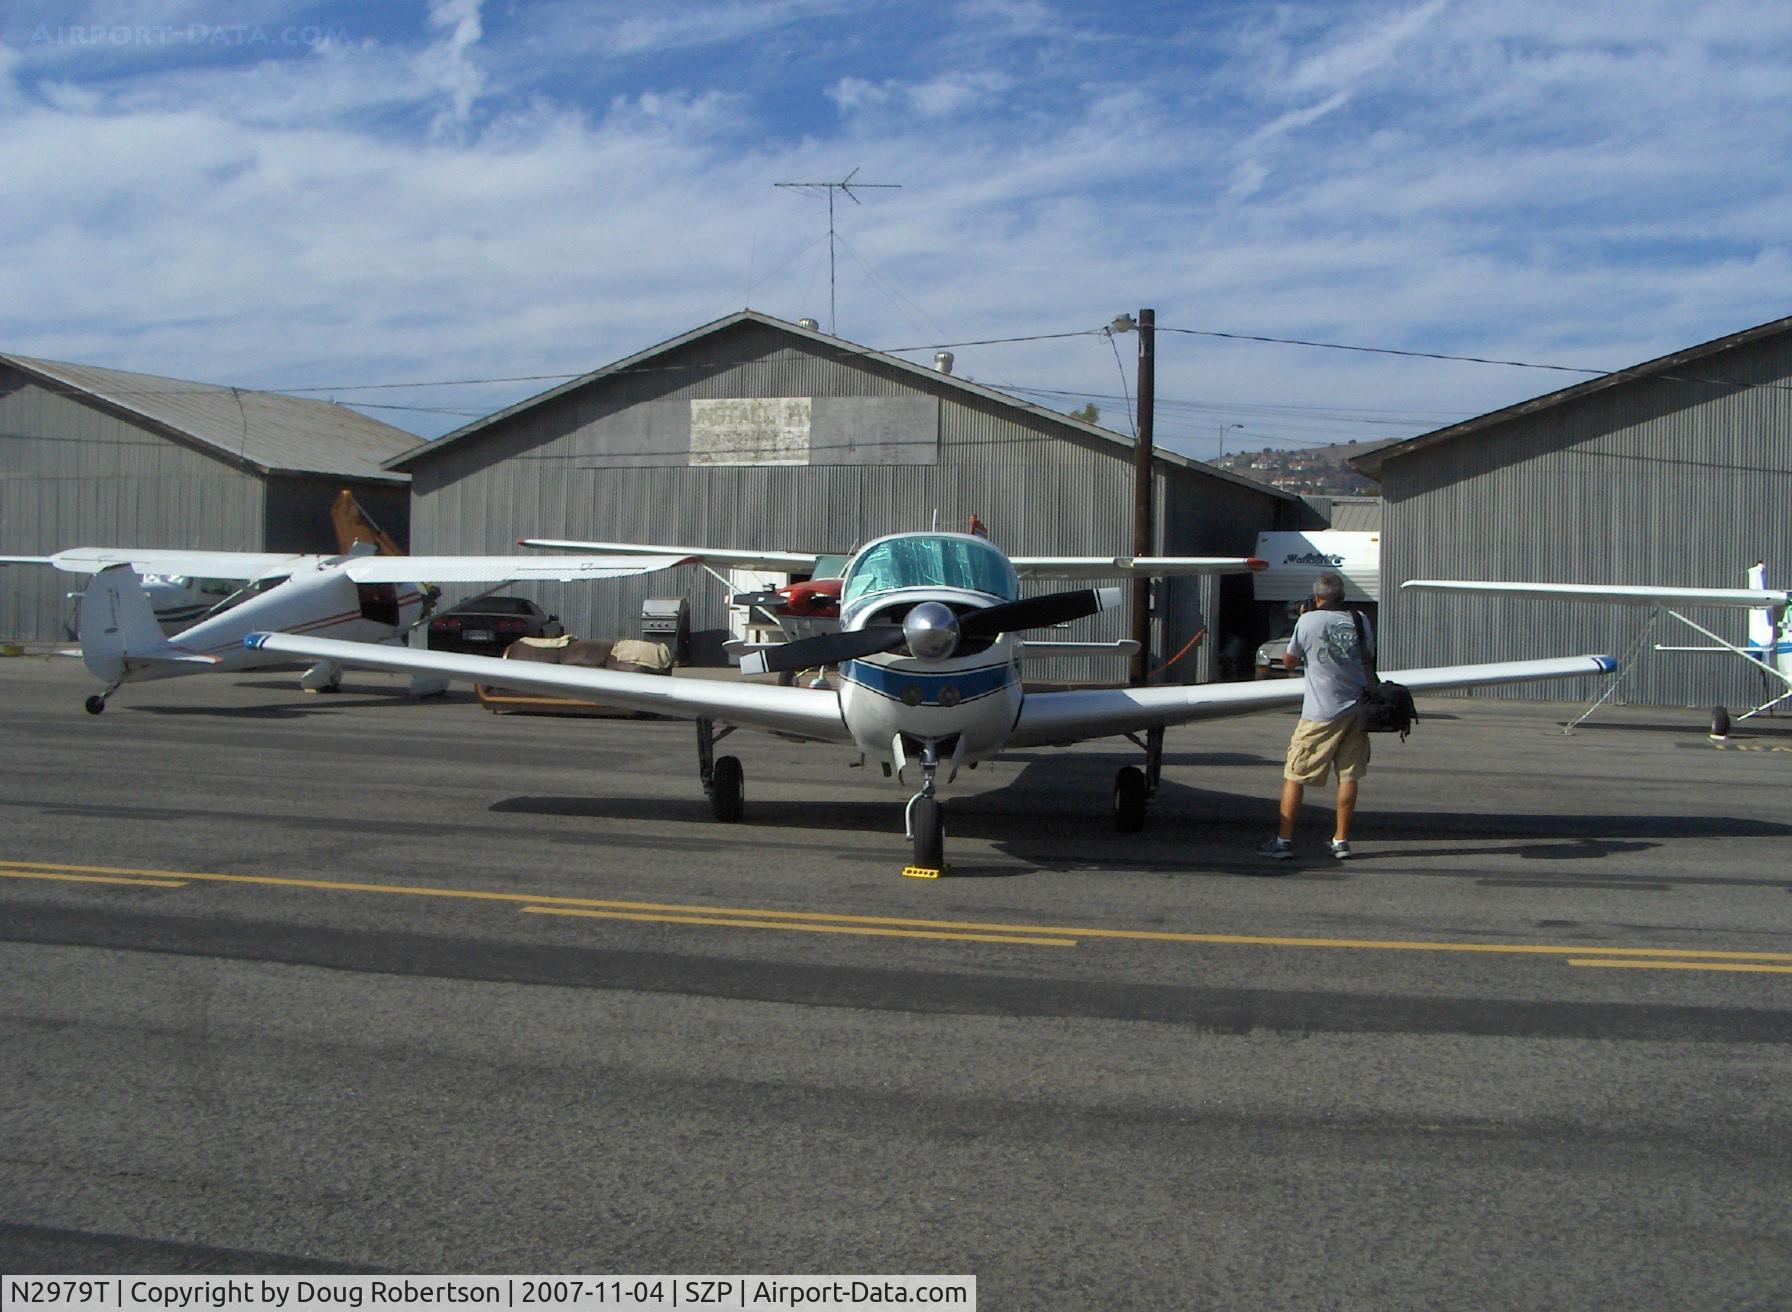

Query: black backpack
[{"left": 1351, "top": 610, "right": 1417, "bottom": 739}]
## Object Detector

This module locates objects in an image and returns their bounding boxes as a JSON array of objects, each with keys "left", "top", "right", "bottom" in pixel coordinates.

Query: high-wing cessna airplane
[
  {"left": 247, "top": 530, "right": 1616, "bottom": 873},
  {"left": 1403, "top": 562, "right": 1791, "bottom": 736},
  {"left": 1, "top": 546, "right": 692, "bottom": 714}
]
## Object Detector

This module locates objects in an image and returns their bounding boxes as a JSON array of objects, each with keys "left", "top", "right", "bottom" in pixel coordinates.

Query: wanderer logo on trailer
[{"left": 1283, "top": 551, "right": 1346, "bottom": 566}]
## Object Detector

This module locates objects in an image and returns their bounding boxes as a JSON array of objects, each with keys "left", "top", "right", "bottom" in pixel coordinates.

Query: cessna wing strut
[{"left": 1404, "top": 562, "right": 1791, "bottom": 734}]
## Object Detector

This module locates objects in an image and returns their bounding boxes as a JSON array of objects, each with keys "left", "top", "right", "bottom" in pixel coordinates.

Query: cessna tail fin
[{"left": 78, "top": 564, "right": 174, "bottom": 682}]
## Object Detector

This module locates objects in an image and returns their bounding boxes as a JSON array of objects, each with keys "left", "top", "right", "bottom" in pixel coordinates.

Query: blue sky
[{"left": 3, "top": 0, "right": 1789, "bottom": 459}]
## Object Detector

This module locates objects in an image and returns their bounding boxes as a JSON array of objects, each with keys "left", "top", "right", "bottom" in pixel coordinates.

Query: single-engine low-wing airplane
[
  {"left": 248, "top": 530, "right": 1616, "bottom": 872},
  {"left": 1, "top": 546, "right": 692, "bottom": 714},
  {"left": 1403, "top": 563, "right": 1791, "bottom": 736}
]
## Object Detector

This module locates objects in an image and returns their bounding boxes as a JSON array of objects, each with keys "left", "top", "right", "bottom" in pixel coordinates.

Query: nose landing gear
[{"left": 903, "top": 740, "right": 947, "bottom": 877}]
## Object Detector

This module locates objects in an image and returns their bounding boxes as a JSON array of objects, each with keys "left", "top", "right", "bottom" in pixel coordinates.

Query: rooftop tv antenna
[{"left": 774, "top": 167, "right": 900, "bottom": 335}]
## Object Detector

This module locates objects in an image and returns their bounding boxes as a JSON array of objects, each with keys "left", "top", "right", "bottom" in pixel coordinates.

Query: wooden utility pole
[{"left": 1129, "top": 308, "right": 1156, "bottom": 686}]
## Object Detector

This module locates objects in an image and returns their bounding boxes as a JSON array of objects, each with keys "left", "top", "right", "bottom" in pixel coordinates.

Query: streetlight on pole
[{"left": 1217, "top": 423, "right": 1243, "bottom": 458}]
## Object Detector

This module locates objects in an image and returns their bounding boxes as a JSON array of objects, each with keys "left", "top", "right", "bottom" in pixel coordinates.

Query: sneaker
[
  {"left": 1329, "top": 839, "right": 1352, "bottom": 860},
  {"left": 1258, "top": 837, "right": 1293, "bottom": 860}
]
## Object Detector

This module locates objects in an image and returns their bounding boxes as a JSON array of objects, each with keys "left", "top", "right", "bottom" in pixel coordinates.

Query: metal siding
[
  {"left": 409, "top": 324, "right": 1288, "bottom": 682},
  {"left": 0, "top": 371, "right": 263, "bottom": 639},
  {"left": 1380, "top": 333, "right": 1792, "bottom": 707}
]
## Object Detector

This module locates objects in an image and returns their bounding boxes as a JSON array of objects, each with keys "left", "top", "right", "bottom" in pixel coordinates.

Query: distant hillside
[{"left": 1213, "top": 439, "right": 1392, "bottom": 496}]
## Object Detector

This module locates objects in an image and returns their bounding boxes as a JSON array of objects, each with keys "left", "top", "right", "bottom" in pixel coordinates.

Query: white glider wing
[
  {"left": 2, "top": 548, "right": 320, "bottom": 581},
  {"left": 242, "top": 632, "right": 852, "bottom": 742},
  {"left": 342, "top": 554, "right": 696, "bottom": 584},
  {"left": 1012, "top": 555, "right": 1266, "bottom": 579},
  {"left": 1403, "top": 579, "right": 1791, "bottom": 609},
  {"left": 517, "top": 539, "right": 822, "bottom": 574},
  {"left": 1007, "top": 655, "right": 1618, "bottom": 747}
]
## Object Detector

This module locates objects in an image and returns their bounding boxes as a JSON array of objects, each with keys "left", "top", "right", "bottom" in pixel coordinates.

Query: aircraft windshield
[{"left": 843, "top": 536, "right": 1018, "bottom": 604}]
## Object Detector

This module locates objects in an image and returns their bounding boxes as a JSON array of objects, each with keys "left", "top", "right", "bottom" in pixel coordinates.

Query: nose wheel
[{"left": 903, "top": 740, "right": 948, "bottom": 875}]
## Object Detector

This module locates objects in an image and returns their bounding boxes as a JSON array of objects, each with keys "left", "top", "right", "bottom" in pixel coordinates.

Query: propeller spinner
[{"left": 739, "top": 587, "right": 1119, "bottom": 676}]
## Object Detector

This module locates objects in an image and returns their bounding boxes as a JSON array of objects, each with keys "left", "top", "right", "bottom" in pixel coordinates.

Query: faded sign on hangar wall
[{"left": 689, "top": 398, "right": 812, "bottom": 466}]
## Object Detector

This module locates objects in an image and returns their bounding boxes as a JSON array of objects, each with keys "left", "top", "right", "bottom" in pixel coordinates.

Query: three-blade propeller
[{"left": 740, "top": 587, "right": 1118, "bottom": 676}]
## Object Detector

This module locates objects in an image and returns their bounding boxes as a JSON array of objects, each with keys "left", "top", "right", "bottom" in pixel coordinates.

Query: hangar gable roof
[
  {"left": 1348, "top": 313, "right": 1792, "bottom": 480},
  {"left": 1, "top": 354, "right": 419, "bottom": 484},
  {"left": 383, "top": 310, "right": 1296, "bottom": 503}
]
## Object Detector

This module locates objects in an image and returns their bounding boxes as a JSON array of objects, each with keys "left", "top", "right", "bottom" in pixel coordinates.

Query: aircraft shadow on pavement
[
  {"left": 489, "top": 751, "right": 1792, "bottom": 880},
  {"left": 126, "top": 683, "right": 480, "bottom": 718}
]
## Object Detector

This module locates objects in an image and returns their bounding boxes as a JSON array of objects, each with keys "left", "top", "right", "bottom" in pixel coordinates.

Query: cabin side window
[{"left": 356, "top": 582, "right": 400, "bottom": 627}]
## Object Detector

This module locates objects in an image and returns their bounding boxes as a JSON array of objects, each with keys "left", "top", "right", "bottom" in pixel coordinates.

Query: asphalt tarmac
[{"left": 3, "top": 655, "right": 1790, "bottom": 1308}]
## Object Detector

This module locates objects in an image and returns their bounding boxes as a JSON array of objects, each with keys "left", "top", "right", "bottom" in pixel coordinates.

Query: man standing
[{"left": 1260, "top": 571, "right": 1372, "bottom": 861}]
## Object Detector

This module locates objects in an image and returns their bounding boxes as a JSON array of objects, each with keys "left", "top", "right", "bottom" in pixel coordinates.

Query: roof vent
[
  {"left": 933, "top": 351, "right": 955, "bottom": 375},
  {"left": 797, "top": 318, "right": 820, "bottom": 331}
]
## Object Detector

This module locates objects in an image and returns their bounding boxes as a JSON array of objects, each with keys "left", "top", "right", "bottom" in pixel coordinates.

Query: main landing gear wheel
[
  {"left": 1112, "top": 766, "right": 1147, "bottom": 832},
  {"left": 709, "top": 754, "right": 745, "bottom": 822},
  {"left": 911, "top": 796, "right": 945, "bottom": 870},
  {"left": 1710, "top": 705, "right": 1731, "bottom": 738},
  {"left": 84, "top": 695, "right": 107, "bottom": 716}
]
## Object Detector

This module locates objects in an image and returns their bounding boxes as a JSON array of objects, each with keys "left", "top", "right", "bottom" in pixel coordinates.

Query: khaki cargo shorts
[{"left": 1283, "top": 711, "right": 1370, "bottom": 784}]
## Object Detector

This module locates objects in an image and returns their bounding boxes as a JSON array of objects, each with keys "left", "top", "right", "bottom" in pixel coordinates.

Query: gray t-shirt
[{"left": 1287, "top": 607, "right": 1373, "bottom": 722}]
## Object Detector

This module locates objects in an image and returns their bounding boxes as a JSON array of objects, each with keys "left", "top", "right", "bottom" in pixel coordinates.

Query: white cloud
[
  {"left": 421, "top": 0, "right": 483, "bottom": 134},
  {"left": 1285, "top": 0, "right": 1448, "bottom": 94},
  {"left": 0, "top": 0, "right": 1785, "bottom": 455}
]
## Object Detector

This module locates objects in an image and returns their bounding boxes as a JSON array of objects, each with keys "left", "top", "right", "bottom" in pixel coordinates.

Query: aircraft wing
[
  {"left": 241, "top": 633, "right": 853, "bottom": 742},
  {"left": 1403, "top": 579, "right": 1791, "bottom": 609},
  {"left": 1011, "top": 555, "right": 1266, "bottom": 578},
  {"left": 1006, "top": 654, "right": 1617, "bottom": 747},
  {"left": 517, "top": 539, "right": 822, "bottom": 573},
  {"left": 341, "top": 554, "right": 696, "bottom": 583},
  {"left": 0, "top": 548, "right": 318, "bottom": 581}
]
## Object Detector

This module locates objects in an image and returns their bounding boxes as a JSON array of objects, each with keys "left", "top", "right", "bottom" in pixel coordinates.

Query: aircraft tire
[
  {"left": 1113, "top": 766, "right": 1147, "bottom": 832},
  {"left": 710, "top": 755, "right": 745, "bottom": 822},
  {"left": 1711, "top": 705, "right": 1731, "bottom": 738},
  {"left": 84, "top": 695, "right": 107, "bottom": 716},
  {"left": 912, "top": 797, "right": 944, "bottom": 869}
]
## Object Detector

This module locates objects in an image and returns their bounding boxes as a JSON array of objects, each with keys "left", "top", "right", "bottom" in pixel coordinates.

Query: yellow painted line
[
  {"left": 0, "top": 869, "right": 186, "bottom": 889},
  {"left": 1568, "top": 958, "right": 1792, "bottom": 975},
  {"left": 523, "top": 906, "right": 1077, "bottom": 947},
  {"left": 2, "top": 857, "right": 1788, "bottom": 964}
]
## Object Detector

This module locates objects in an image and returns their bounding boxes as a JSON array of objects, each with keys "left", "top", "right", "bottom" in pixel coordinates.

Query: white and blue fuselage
[
  {"left": 829, "top": 533, "right": 1028, "bottom": 765},
  {"left": 836, "top": 623, "right": 1023, "bottom": 763}
]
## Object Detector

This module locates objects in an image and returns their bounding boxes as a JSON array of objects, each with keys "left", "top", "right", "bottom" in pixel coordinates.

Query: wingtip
[
  {"left": 243, "top": 632, "right": 268, "bottom": 650},
  {"left": 1593, "top": 655, "right": 1619, "bottom": 673},
  {"left": 1245, "top": 557, "right": 1267, "bottom": 571}
]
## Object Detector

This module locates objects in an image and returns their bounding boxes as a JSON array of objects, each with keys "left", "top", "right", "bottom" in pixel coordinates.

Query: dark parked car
[{"left": 426, "top": 595, "right": 563, "bottom": 654}]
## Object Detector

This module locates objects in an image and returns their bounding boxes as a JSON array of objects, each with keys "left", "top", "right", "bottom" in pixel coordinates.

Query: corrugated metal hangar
[
  {"left": 0, "top": 354, "right": 418, "bottom": 640},
  {"left": 1355, "top": 313, "right": 1792, "bottom": 707},
  {"left": 386, "top": 311, "right": 1304, "bottom": 679}
]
